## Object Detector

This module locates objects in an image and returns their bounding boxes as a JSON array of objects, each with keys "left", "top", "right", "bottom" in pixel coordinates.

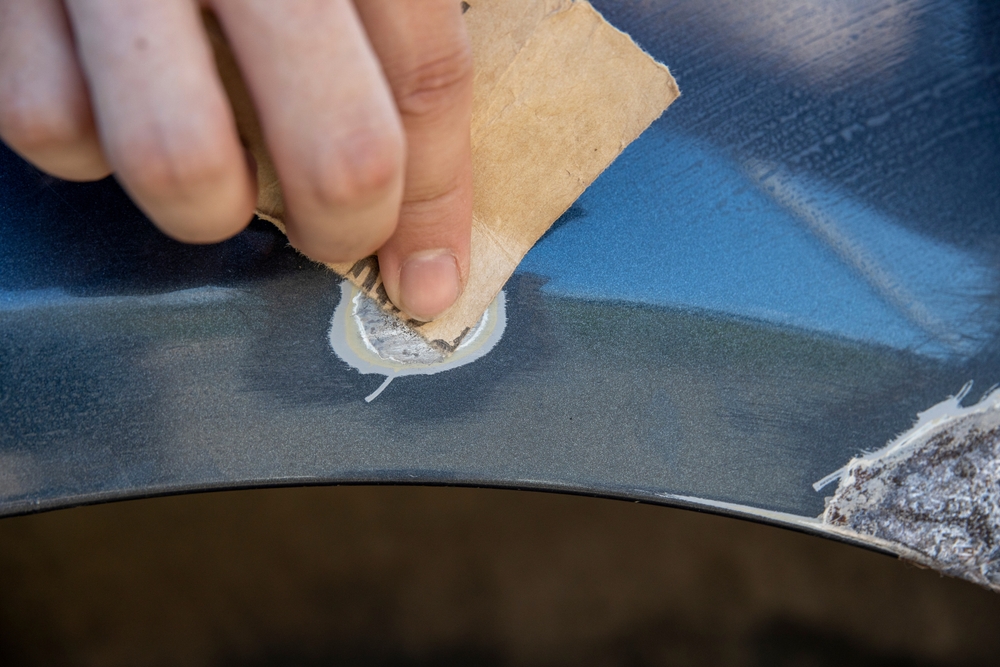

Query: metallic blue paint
[{"left": 1, "top": 0, "right": 998, "bottom": 535}]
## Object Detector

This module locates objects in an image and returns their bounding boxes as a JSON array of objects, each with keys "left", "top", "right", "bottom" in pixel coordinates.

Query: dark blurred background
[{"left": 1, "top": 486, "right": 1000, "bottom": 666}]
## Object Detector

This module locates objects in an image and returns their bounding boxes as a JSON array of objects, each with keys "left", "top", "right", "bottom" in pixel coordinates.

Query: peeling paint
[{"left": 815, "top": 384, "right": 1000, "bottom": 591}]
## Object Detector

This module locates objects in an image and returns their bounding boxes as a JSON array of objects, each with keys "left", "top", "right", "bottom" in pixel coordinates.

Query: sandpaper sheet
[{"left": 209, "top": 0, "right": 679, "bottom": 351}]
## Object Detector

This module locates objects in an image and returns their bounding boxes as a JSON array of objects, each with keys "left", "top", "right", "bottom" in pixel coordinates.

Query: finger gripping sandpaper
[{"left": 208, "top": 0, "right": 679, "bottom": 352}]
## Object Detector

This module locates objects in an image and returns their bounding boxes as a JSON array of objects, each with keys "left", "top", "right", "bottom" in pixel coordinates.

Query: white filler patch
[{"left": 329, "top": 281, "right": 507, "bottom": 402}]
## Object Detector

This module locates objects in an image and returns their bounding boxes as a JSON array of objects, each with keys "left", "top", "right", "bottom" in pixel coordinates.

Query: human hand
[{"left": 0, "top": 0, "right": 473, "bottom": 322}]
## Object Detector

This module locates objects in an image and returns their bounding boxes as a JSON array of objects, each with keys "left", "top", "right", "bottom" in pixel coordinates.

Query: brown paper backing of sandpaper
[{"left": 207, "top": 0, "right": 678, "bottom": 351}]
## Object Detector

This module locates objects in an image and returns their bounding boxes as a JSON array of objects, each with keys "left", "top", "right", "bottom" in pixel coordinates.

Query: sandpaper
[{"left": 208, "top": 0, "right": 679, "bottom": 351}]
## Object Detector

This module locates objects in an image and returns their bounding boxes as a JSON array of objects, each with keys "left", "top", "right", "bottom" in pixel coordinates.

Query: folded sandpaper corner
[{"left": 211, "top": 0, "right": 679, "bottom": 352}]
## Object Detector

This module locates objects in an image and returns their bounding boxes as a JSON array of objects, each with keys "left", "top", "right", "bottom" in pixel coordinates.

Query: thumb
[{"left": 364, "top": 0, "right": 473, "bottom": 322}]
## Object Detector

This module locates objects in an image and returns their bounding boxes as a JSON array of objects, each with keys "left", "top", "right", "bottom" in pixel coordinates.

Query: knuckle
[
  {"left": 0, "top": 98, "right": 85, "bottom": 155},
  {"left": 288, "top": 204, "right": 397, "bottom": 264},
  {"left": 291, "top": 226, "right": 387, "bottom": 266},
  {"left": 117, "top": 133, "right": 234, "bottom": 200},
  {"left": 303, "top": 125, "right": 404, "bottom": 209},
  {"left": 392, "top": 43, "right": 473, "bottom": 119}
]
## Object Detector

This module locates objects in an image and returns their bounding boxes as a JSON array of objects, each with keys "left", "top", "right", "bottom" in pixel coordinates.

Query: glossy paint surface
[{"left": 1, "top": 0, "right": 998, "bottom": 525}]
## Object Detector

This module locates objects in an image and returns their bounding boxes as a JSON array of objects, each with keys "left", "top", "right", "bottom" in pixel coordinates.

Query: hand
[{"left": 0, "top": 0, "right": 473, "bottom": 322}]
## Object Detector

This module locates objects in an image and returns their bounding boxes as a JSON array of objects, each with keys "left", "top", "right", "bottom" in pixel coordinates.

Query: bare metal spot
[
  {"left": 355, "top": 291, "right": 446, "bottom": 365},
  {"left": 328, "top": 282, "right": 506, "bottom": 402}
]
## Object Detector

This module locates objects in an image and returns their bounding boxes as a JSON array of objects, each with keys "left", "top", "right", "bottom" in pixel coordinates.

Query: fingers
[
  {"left": 64, "top": 0, "right": 256, "bottom": 243},
  {"left": 210, "top": 0, "right": 405, "bottom": 265},
  {"left": 356, "top": 0, "right": 473, "bottom": 322},
  {"left": 1, "top": 0, "right": 471, "bottom": 323},
  {"left": 0, "top": 0, "right": 110, "bottom": 181}
]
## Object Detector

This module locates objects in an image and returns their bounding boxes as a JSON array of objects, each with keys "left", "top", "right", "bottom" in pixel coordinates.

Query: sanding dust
[
  {"left": 816, "top": 383, "right": 1000, "bottom": 592},
  {"left": 328, "top": 281, "right": 506, "bottom": 402}
]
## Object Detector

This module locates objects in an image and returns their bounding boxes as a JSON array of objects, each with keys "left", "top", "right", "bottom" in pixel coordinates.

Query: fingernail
[{"left": 399, "top": 249, "right": 461, "bottom": 322}]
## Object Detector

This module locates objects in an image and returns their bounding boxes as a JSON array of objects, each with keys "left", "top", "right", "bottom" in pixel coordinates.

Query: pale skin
[{"left": 0, "top": 0, "right": 472, "bottom": 322}]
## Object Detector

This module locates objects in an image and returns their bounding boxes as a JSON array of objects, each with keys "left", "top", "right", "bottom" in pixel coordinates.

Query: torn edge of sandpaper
[
  {"left": 214, "top": 0, "right": 679, "bottom": 353},
  {"left": 814, "top": 383, "right": 1000, "bottom": 592}
]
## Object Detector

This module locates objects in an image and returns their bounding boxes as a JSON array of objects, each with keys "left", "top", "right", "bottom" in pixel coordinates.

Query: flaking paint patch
[
  {"left": 329, "top": 281, "right": 506, "bottom": 402},
  {"left": 815, "top": 383, "right": 1000, "bottom": 592}
]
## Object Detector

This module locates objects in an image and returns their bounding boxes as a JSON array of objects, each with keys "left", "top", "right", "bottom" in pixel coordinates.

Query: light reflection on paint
[
  {"left": 519, "top": 127, "right": 998, "bottom": 358},
  {"left": 0, "top": 286, "right": 240, "bottom": 311}
]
